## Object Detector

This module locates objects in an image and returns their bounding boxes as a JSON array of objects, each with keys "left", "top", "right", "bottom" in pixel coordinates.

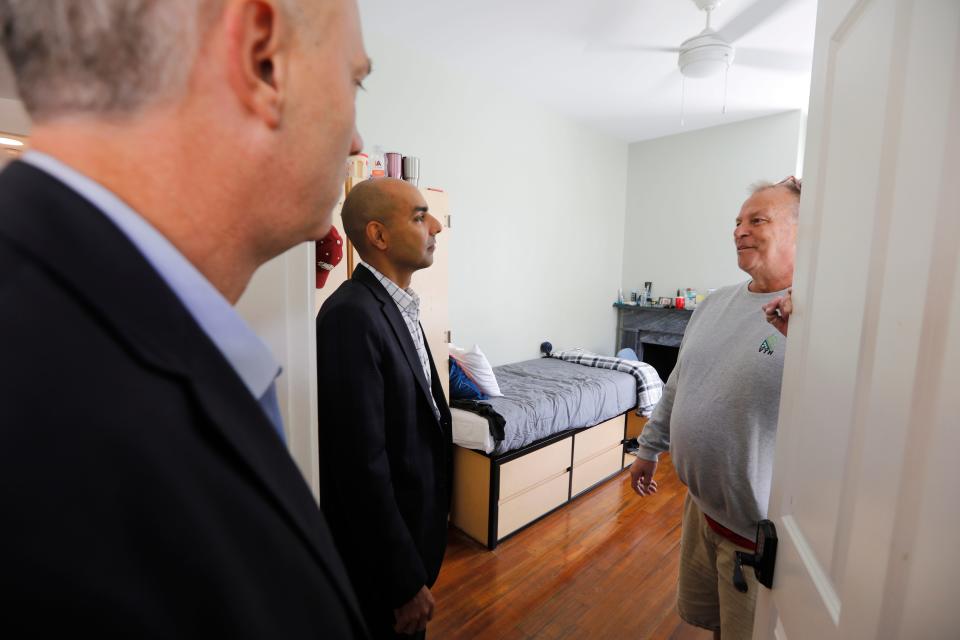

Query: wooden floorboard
[{"left": 430, "top": 454, "right": 713, "bottom": 639}]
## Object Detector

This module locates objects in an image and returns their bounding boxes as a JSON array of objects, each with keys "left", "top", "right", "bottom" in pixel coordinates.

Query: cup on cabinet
[{"left": 385, "top": 152, "right": 402, "bottom": 178}]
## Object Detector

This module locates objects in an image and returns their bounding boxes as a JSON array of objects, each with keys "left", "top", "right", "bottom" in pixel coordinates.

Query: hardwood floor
[{"left": 430, "top": 454, "right": 712, "bottom": 639}]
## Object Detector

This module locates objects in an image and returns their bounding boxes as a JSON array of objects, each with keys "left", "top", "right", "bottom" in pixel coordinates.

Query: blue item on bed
[{"left": 449, "top": 357, "right": 488, "bottom": 401}]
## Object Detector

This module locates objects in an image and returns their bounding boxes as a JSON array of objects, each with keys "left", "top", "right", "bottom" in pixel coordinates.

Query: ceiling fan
[{"left": 589, "top": 0, "right": 811, "bottom": 80}]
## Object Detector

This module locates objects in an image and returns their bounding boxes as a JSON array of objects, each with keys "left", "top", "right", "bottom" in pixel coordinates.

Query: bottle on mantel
[{"left": 369, "top": 145, "right": 386, "bottom": 178}]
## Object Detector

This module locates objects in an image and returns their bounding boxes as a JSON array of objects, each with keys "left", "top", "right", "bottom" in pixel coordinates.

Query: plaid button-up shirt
[{"left": 362, "top": 263, "right": 441, "bottom": 421}]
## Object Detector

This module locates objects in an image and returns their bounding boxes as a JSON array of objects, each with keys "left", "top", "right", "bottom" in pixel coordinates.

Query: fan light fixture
[
  {"left": 679, "top": 0, "right": 734, "bottom": 78},
  {"left": 586, "top": 0, "right": 812, "bottom": 124},
  {"left": 678, "top": 32, "right": 734, "bottom": 78},
  {"left": 675, "top": 0, "right": 734, "bottom": 122}
]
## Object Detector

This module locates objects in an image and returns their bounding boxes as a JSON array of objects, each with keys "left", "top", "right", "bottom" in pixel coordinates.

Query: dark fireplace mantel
[
  {"left": 614, "top": 304, "right": 693, "bottom": 351},
  {"left": 614, "top": 304, "right": 693, "bottom": 383}
]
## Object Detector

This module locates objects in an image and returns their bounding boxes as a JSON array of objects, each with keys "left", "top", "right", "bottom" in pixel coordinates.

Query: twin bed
[{"left": 450, "top": 355, "right": 661, "bottom": 549}]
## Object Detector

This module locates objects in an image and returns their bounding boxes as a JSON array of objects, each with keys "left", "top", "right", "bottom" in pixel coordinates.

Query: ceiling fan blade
[
  {"left": 735, "top": 47, "right": 812, "bottom": 73},
  {"left": 716, "top": 0, "right": 802, "bottom": 44},
  {"left": 584, "top": 43, "right": 680, "bottom": 54}
]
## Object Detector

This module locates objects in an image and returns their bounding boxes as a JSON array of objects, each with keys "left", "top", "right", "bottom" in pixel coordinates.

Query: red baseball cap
[{"left": 316, "top": 226, "right": 344, "bottom": 288}]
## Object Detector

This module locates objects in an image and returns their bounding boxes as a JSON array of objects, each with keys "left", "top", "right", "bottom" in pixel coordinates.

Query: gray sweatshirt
[{"left": 636, "top": 281, "right": 788, "bottom": 539}]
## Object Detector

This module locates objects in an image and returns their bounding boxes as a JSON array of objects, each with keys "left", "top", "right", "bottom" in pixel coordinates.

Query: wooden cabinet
[
  {"left": 626, "top": 412, "right": 649, "bottom": 440},
  {"left": 622, "top": 412, "right": 650, "bottom": 471}
]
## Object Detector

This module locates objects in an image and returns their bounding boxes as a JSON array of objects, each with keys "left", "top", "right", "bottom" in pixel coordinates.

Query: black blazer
[
  {"left": 316, "top": 264, "right": 453, "bottom": 615},
  {"left": 0, "top": 161, "right": 367, "bottom": 638}
]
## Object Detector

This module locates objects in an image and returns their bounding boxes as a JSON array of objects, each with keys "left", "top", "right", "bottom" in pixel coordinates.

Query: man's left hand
[
  {"left": 762, "top": 289, "right": 792, "bottom": 336},
  {"left": 394, "top": 585, "right": 435, "bottom": 635}
]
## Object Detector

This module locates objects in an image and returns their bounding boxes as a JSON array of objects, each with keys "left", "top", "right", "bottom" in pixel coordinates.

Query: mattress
[
  {"left": 452, "top": 357, "right": 636, "bottom": 455},
  {"left": 450, "top": 407, "right": 497, "bottom": 453}
]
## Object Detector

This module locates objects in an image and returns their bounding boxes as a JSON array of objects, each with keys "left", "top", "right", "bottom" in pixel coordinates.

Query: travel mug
[
  {"left": 385, "top": 152, "right": 402, "bottom": 178},
  {"left": 402, "top": 156, "right": 420, "bottom": 186}
]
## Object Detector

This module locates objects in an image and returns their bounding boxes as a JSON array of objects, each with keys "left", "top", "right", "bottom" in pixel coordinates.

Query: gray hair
[
  {"left": 0, "top": 1, "right": 219, "bottom": 121},
  {"left": 749, "top": 176, "right": 801, "bottom": 219}
]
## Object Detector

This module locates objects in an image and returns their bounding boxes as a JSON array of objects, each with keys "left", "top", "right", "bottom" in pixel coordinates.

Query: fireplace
[
  {"left": 614, "top": 305, "right": 693, "bottom": 385},
  {"left": 637, "top": 342, "right": 678, "bottom": 385}
]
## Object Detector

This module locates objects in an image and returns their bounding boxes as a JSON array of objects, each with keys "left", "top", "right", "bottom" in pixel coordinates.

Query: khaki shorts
[{"left": 677, "top": 493, "right": 758, "bottom": 639}]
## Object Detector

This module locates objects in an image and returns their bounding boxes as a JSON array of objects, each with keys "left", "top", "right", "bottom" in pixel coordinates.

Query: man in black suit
[
  {"left": 316, "top": 178, "right": 453, "bottom": 639},
  {"left": 0, "top": 0, "right": 372, "bottom": 636}
]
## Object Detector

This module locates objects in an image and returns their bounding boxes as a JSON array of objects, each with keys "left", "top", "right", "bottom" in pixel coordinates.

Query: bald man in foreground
[{"left": 316, "top": 178, "right": 452, "bottom": 639}]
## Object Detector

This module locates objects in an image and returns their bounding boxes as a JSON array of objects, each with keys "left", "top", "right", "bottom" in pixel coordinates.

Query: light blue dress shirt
[{"left": 22, "top": 151, "right": 286, "bottom": 442}]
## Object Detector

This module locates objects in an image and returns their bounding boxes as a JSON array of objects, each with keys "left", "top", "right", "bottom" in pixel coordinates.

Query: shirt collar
[
  {"left": 361, "top": 262, "right": 420, "bottom": 316},
  {"left": 21, "top": 151, "right": 281, "bottom": 400}
]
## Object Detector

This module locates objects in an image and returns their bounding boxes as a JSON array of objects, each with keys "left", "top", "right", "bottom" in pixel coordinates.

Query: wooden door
[{"left": 753, "top": 0, "right": 960, "bottom": 637}]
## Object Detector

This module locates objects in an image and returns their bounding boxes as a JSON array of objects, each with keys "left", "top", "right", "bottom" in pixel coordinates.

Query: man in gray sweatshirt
[{"left": 630, "top": 177, "right": 800, "bottom": 640}]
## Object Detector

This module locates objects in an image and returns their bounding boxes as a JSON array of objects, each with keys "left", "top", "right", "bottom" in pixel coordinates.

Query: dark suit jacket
[
  {"left": 315, "top": 264, "right": 452, "bottom": 622},
  {"left": 0, "top": 161, "right": 367, "bottom": 638}
]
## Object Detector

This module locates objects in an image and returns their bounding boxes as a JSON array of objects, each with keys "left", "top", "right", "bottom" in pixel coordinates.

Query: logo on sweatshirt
[{"left": 758, "top": 334, "right": 778, "bottom": 356}]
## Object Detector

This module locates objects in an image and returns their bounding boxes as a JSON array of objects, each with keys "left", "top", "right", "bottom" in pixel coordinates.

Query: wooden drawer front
[
  {"left": 497, "top": 472, "right": 570, "bottom": 539},
  {"left": 571, "top": 445, "right": 623, "bottom": 496},
  {"left": 573, "top": 415, "right": 624, "bottom": 464},
  {"left": 499, "top": 438, "right": 572, "bottom": 500}
]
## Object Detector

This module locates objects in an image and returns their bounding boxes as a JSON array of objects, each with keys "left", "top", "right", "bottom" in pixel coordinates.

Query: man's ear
[
  {"left": 366, "top": 221, "right": 389, "bottom": 252},
  {"left": 224, "top": 0, "right": 288, "bottom": 128}
]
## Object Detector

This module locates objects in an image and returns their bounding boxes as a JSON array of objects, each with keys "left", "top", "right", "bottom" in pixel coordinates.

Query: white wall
[
  {"left": 621, "top": 111, "right": 803, "bottom": 301},
  {"left": 237, "top": 243, "right": 320, "bottom": 498},
  {"left": 357, "top": 30, "right": 628, "bottom": 365},
  {"left": 0, "top": 97, "right": 30, "bottom": 135}
]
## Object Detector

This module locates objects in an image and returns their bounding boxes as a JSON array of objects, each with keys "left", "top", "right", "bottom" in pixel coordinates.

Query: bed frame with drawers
[{"left": 451, "top": 411, "right": 648, "bottom": 549}]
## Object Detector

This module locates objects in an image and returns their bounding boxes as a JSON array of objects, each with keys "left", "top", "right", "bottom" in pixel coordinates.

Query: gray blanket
[{"left": 483, "top": 358, "right": 636, "bottom": 454}]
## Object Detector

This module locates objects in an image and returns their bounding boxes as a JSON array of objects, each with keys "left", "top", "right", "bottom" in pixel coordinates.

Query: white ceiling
[
  {"left": 0, "top": 0, "right": 817, "bottom": 143},
  {"left": 358, "top": 0, "right": 817, "bottom": 142}
]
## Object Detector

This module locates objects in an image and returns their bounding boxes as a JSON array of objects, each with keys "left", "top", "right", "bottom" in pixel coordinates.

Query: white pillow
[{"left": 448, "top": 343, "right": 503, "bottom": 397}]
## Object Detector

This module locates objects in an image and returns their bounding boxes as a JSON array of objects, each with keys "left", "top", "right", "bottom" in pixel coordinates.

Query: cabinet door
[{"left": 411, "top": 188, "right": 451, "bottom": 401}]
